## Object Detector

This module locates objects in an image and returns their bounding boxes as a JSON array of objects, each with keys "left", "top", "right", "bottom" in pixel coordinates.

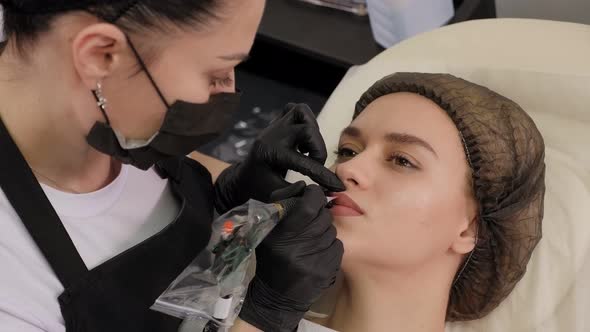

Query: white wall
[{"left": 496, "top": 0, "right": 590, "bottom": 25}]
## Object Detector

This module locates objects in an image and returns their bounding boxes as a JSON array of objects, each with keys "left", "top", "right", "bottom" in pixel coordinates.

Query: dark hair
[{"left": 1, "top": 0, "right": 226, "bottom": 55}]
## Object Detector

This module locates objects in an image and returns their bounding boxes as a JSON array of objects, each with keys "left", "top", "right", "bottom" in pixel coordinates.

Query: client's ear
[{"left": 451, "top": 217, "right": 478, "bottom": 255}]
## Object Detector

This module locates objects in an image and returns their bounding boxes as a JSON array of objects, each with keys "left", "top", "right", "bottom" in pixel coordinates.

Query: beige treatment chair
[{"left": 288, "top": 18, "right": 590, "bottom": 332}]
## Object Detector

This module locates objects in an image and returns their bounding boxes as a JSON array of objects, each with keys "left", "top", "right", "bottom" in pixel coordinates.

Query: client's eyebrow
[
  {"left": 341, "top": 127, "right": 437, "bottom": 158},
  {"left": 384, "top": 132, "right": 438, "bottom": 158},
  {"left": 341, "top": 126, "right": 362, "bottom": 138}
]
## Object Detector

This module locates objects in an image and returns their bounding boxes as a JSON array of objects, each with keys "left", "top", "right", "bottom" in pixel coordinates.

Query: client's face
[{"left": 331, "top": 92, "right": 477, "bottom": 273}]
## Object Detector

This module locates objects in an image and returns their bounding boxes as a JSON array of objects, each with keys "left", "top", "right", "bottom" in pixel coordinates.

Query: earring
[{"left": 94, "top": 81, "right": 108, "bottom": 112}]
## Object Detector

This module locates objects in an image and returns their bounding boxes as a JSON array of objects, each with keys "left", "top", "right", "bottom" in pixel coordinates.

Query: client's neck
[{"left": 327, "top": 263, "right": 453, "bottom": 332}]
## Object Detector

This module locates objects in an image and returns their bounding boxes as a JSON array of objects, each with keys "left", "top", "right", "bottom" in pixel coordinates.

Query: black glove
[
  {"left": 214, "top": 103, "right": 345, "bottom": 214},
  {"left": 239, "top": 182, "right": 344, "bottom": 332}
]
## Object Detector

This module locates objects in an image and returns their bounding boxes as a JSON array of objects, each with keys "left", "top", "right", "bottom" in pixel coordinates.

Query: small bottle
[{"left": 202, "top": 295, "right": 233, "bottom": 332}]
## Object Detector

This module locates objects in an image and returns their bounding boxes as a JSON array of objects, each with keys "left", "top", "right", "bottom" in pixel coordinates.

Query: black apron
[{"left": 0, "top": 119, "right": 214, "bottom": 332}]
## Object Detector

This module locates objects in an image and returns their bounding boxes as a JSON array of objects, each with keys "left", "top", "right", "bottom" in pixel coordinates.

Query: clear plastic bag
[{"left": 152, "top": 199, "right": 294, "bottom": 329}]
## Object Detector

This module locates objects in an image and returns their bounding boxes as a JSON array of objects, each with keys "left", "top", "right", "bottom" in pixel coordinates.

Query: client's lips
[{"left": 329, "top": 193, "right": 364, "bottom": 217}]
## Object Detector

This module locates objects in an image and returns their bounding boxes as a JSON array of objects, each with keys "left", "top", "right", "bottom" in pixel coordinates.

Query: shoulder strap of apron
[
  {"left": 154, "top": 157, "right": 183, "bottom": 183},
  {"left": 0, "top": 119, "right": 88, "bottom": 288}
]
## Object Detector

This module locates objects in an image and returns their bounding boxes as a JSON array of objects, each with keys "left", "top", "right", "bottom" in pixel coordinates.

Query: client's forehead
[{"left": 350, "top": 93, "right": 457, "bottom": 140}]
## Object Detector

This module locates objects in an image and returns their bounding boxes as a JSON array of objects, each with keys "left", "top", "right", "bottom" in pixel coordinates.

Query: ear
[
  {"left": 71, "top": 23, "right": 128, "bottom": 89},
  {"left": 451, "top": 217, "right": 478, "bottom": 255}
]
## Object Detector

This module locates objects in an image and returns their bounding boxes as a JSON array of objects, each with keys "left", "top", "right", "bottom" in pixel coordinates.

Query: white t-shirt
[
  {"left": 298, "top": 319, "right": 337, "bottom": 332},
  {"left": 0, "top": 164, "right": 182, "bottom": 332}
]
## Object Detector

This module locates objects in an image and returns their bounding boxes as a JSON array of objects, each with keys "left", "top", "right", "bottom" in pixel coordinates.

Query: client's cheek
[{"left": 385, "top": 189, "right": 434, "bottom": 220}]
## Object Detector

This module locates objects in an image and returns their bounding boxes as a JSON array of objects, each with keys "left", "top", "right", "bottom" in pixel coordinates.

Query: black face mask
[{"left": 87, "top": 39, "right": 241, "bottom": 170}]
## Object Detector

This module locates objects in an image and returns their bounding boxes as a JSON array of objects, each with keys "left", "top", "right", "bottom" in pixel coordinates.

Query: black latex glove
[
  {"left": 239, "top": 182, "right": 343, "bottom": 332},
  {"left": 214, "top": 103, "right": 345, "bottom": 214}
]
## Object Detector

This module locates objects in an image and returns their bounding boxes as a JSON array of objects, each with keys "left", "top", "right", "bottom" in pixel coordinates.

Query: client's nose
[{"left": 334, "top": 158, "right": 369, "bottom": 190}]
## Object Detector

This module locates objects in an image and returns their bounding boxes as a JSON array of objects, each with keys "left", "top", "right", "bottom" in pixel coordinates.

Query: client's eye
[
  {"left": 335, "top": 147, "right": 358, "bottom": 161},
  {"left": 387, "top": 153, "right": 416, "bottom": 169}
]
